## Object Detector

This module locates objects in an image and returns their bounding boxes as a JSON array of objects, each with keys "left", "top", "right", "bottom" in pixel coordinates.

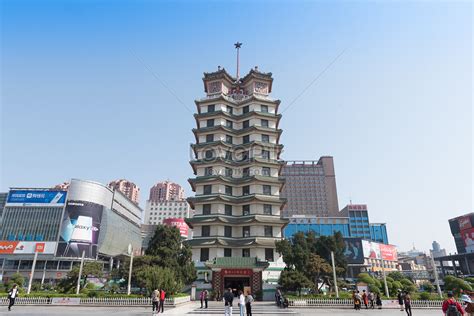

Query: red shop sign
[{"left": 221, "top": 269, "right": 253, "bottom": 276}]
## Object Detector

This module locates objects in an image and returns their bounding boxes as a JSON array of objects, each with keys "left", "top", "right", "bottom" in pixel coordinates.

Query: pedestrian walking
[
  {"left": 362, "top": 290, "right": 368, "bottom": 309},
  {"left": 238, "top": 290, "right": 246, "bottom": 316},
  {"left": 368, "top": 291, "right": 375, "bottom": 309},
  {"left": 461, "top": 294, "right": 474, "bottom": 316},
  {"left": 245, "top": 291, "right": 254, "bottom": 316},
  {"left": 397, "top": 289, "right": 405, "bottom": 311},
  {"left": 7, "top": 284, "right": 18, "bottom": 312},
  {"left": 216, "top": 289, "right": 221, "bottom": 302},
  {"left": 224, "top": 288, "right": 234, "bottom": 316},
  {"left": 204, "top": 289, "right": 209, "bottom": 309},
  {"left": 404, "top": 292, "right": 412, "bottom": 316},
  {"left": 159, "top": 288, "right": 166, "bottom": 313},
  {"left": 442, "top": 291, "right": 465, "bottom": 316},
  {"left": 151, "top": 288, "right": 160, "bottom": 314},
  {"left": 376, "top": 293, "right": 382, "bottom": 310}
]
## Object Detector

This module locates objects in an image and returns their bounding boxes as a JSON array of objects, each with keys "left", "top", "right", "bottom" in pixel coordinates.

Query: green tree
[
  {"left": 135, "top": 266, "right": 182, "bottom": 295},
  {"left": 58, "top": 262, "right": 103, "bottom": 293},
  {"left": 279, "top": 270, "right": 312, "bottom": 296},
  {"left": 444, "top": 276, "right": 473, "bottom": 295},
  {"left": 306, "top": 254, "right": 333, "bottom": 292},
  {"left": 387, "top": 271, "right": 405, "bottom": 281},
  {"left": 5, "top": 273, "right": 25, "bottom": 291},
  {"left": 422, "top": 282, "right": 435, "bottom": 293}
]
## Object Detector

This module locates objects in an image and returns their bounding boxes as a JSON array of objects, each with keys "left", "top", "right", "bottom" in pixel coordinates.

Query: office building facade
[
  {"left": 149, "top": 181, "right": 184, "bottom": 202},
  {"left": 281, "top": 158, "right": 339, "bottom": 217},
  {"left": 0, "top": 179, "right": 143, "bottom": 284}
]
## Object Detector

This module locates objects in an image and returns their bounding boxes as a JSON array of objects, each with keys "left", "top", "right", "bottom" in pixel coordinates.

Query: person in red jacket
[
  {"left": 159, "top": 288, "right": 166, "bottom": 313},
  {"left": 442, "top": 291, "right": 465, "bottom": 316}
]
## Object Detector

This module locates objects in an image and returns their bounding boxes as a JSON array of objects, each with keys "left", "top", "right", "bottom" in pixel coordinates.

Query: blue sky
[{"left": 1, "top": 0, "right": 472, "bottom": 253}]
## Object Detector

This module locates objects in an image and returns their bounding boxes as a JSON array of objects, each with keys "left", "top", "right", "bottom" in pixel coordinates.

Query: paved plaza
[{"left": 2, "top": 301, "right": 442, "bottom": 316}]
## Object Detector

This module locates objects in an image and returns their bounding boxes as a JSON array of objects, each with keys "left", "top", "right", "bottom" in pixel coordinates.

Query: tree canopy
[{"left": 275, "top": 231, "right": 347, "bottom": 294}]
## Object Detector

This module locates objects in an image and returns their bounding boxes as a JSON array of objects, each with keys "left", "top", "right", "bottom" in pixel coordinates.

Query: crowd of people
[{"left": 352, "top": 289, "right": 382, "bottom": 310}]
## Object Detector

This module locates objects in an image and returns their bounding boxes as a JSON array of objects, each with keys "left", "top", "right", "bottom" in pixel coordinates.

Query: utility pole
[
  {"left": 127, "top": 245, "right": 134, "bottom": 295},
  {"left": 430, "top": 253, "right": 443, "bottom": 298},
  {"left": 381, "top": 259, "right": 390, "bottom": 297},
  {"left": 76, "top": 251, "right": 85, "bottom": 295},
  {"left": 331, "top": 251, "right": 339, "bottom": 298},
  {"left": 27, "top": 251, "right": 39, "bottom": 294}
]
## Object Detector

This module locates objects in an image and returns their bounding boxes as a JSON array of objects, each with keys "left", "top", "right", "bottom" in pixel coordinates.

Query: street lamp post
[
  {"left": 331, "top": 251, "right": 339, "bottom": 298},
  {"left": 76, "top": 250, "right": 86, "bottom": 295},
  {"left": 27, "top": 250, "right": 39, "bottom": 294},
  {"left": 127, "top": 244, "right": 134, "bottom": 296}
]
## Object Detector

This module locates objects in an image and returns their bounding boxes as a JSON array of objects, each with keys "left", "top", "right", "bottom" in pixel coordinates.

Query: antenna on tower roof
[{"left": 234, "top": 42, "right": 242, "bottom": 80}]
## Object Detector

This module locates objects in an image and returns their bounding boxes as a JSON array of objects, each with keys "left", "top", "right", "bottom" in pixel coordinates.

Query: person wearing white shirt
[
  {"left": 8, "top": 284, "right": 19, "bottom": 311},
  {"left": 238, "top": 290, "right": 246, "bottom": 316}
]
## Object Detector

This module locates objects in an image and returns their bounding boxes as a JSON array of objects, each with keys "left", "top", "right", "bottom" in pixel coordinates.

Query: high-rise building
[
  {"left": 108, "top": 179, "right": 140, "bottom": 205},
  {"left": 340, "top": 204, "right": 372, "bottom": 240},
  {"left": 149, "top": 181, "right": 184, "bottom": 202},
  {"left": 186, "top": 64, "right": 287, "bottom": 297},
  {"left": 144, "top": 199, "right": 191, "bottom": 225},
  {"left": 431, "top": 240, "right": 447, "bottom": 258},
  {"left": 281, "top": 158, "right": 339, "bottom": 217}
]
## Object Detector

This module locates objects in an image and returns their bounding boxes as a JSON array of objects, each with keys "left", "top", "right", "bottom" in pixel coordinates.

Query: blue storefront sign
[{"left": 6, "top": 190, "right": 67, "bottom": 206}]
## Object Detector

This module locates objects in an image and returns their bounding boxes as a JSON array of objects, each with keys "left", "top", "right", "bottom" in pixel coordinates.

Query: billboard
[
  {"left": 0, "top": 241, "right": 56, "bottom": 254},
  {"left": 362, "top": 240, "right": 382, "bottom": 259},
  {"left": 462, "top": 227, "right": 474, "bottom": 253},
  {"left": 380, "top": 244, "right": 398, "bottom": 261},
  {"left": 6, "top": 190, "right": 67, "bottom": 206},
  {"left": 343, "top": 238, "right": 364, "bottom": 264},
  {"left": 362, "top": 240, "right": 398, "bottom": 261},
  {"left": 459, "top": 216, "right": 472, "bottom": 231},
  {"left": 56, "top": 200, "right": 103, "bottom": 258},
  {"left": 163, "top": 218, "right": 189, "bottom": 238}
]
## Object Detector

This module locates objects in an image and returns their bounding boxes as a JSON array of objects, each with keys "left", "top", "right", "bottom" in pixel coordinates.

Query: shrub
[{"left": 419, "top": 292, "right": 430, "bottom": 300}]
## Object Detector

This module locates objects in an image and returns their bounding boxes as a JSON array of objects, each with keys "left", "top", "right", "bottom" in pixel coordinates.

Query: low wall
[
  {"left": 289, "top": 298, "right": 442, "bottom": 309},
  {"left": 0, "top": 295, "right": 191, "bottom": 307}
]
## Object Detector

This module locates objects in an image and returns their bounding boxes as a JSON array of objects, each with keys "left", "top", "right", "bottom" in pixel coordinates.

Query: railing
[
  {"left": 0, "top": 296, "right": 190, "bottom": 306},
  {"left": 288, "top": 298, "right": 442, "bottom": 309}
]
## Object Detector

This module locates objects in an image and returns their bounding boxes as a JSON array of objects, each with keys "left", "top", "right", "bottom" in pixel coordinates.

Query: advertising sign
[
  {"left": 221, "top": 269, "right": 253, "bottom": 276},
  {"left": 380, "top": 244, "right": 398, "bottom": 261},
  {"left": 343, "top": 238, "right": 364, "bottom": 264},
  {"left": 362, "top": 240, "right": 381, "bottom": 259},
  {"left": 0, "top": 241, "right": 56, "bottom": 254},
  {"left": 163, "top": 218, "right": 189, "bottom": 238},
  {"left": 459, "top": 216, "right": 472, "bottom": 231},
  {"left": 6, "top": 190, "right": 67, "bottom": 206},
  {"left": 56, "top": 200, "right": 103, "bottom": 258},
  {"left": 462, "top": 227, "right": 474, "bottom": 254},
  {"left": 51, "top": 297, "right": 81, "bottom": 305}
]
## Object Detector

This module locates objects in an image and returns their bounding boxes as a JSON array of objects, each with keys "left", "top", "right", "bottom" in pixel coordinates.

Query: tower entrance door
[{"left": 223, "top": 276, "right": 250, "bottom": 296}]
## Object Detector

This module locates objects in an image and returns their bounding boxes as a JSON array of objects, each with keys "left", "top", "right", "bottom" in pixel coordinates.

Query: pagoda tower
[{"left": 186, "top": 55, "right": 287, "bottom": 297}]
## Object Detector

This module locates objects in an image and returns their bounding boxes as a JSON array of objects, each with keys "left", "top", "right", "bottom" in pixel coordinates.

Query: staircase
[{"left": 188, "top": 301, "right": 297, "bottom": 315}]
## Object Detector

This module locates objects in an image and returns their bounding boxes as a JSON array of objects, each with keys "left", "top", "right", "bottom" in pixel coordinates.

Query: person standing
[
  {"left": 404, "top": 292, "right": 412, "bottom": 316},
  {"left": 354, "top": 291, "right": 362, "bottom": 310},
  {"left": 245, "top": 291, "right": 254, "bottom": 316},
  {"left": 442, "top": 291, "right": 465, "bottom": 316},
  {"left": 204, "top": 289, "right": 209, "bottom": 309},
  {"left": 216, "top": 289, "right": 221, "bottom": 302},
  {"left": 151, "top": 288, "right": 160, "bottom": 314},
  {"left": 7, "top": 284, "right": 18, "bottom": 312},
  {"left": 238, "top": 290, "right": 246, "bottom": 316},
  {"left": 275, "top": 288, "right": 282, "bottom": 307},
  {"left": 368, "top": 291, "right": 375, "bottom": 309},
  {"left": 224, "top": 288, "right": 234, "bottom": 316},
  {"left": 397, "top": 289, "right": 405, "bottom": 311},
  {"left": 159, "top": 288, "right": 166, "bottom": 313},
  {"left": 200, "top": 290, "right": 204, "bottom": 308},
  {"left": 362, "top": 290, "right": 368, "bottom": 309},
  {"left": 376, "top": 293, "right": 382, "bottom": 310},
  {"left": 461, "top": 294, "right": 474, "bottom": 316}
]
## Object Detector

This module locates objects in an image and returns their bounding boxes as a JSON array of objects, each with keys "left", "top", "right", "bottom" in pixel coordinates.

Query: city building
[
  {"left": 340, "top": 204, "right": 371, "bottom": 240},
  {"left": 434, "top": 213, "right": 474, "bottom": 277},
  {"left": 149, "top": 180, "right": 184, "bottom": 202},
  {"left": 0, "top": 179, "right": 143, "bottom": 284},
  {"left": 431, "top": 241, "right": 447, "bottom": 258},
  {"left": 284, "top": 216, "right": 350, "bottom": 238},
  {"left": 185, "top": 64, "right": 288, "bottom": 299},
  {"left": 281, "top": 158, "right": 339, "bottom": 217},
  {"left": 370, "top": 223, "right": 389, "bottom": 244},
  {"left": 108, "top": 179, "right": 140, "bottom": 205},
  {"left": 144, "top": 199, "right": 191, "bottom": 225}
]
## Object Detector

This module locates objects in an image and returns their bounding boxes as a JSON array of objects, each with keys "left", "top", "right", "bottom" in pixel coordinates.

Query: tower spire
[{"left": 234, "top": 42, "right": 242, "bottom": 80}]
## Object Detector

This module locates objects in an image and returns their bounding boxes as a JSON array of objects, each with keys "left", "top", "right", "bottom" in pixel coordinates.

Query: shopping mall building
[{"left": 0, "top": 179, "right": 143, "bottom": 284}]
